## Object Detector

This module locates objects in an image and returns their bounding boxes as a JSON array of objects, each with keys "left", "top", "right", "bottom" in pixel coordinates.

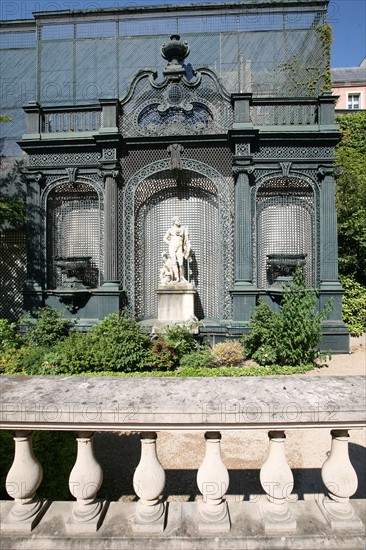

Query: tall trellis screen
[
  {"left": 0, "top": 230, "right": 26, "bottom": 321},
  {"left": 122, "top": 150, "right": 234, "bottom": 320},
  {"left": 256, "top": 177, "right": 315, "bottom": 289},
  {"left": 46, "top": 182, "right": 103, "bottom": 289},
  {"left": 135, "top": 170, "right": 220, "bottom": 319}
]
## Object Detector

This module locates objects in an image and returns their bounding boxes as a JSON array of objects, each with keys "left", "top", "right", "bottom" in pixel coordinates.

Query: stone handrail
[
  {"left": 0, "top": 375, "right": 365, "bottom": 547},
  {"left": 1, "top": 375, "right": 364, "bottom": 431}
]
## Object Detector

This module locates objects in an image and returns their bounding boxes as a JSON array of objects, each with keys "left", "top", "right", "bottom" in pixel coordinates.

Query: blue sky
[{"left": 1, "top": 0, "right": 365, "bottom": 67}]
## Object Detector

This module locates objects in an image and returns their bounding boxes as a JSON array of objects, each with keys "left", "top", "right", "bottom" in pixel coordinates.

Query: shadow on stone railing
[{"left": 0, "top": 375, "right": 365, "bottom": 548}]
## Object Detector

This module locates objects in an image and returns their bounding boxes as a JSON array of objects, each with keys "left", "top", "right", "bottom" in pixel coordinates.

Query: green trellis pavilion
[{"left": 0, "top": 0, "right": 349, "bottom": 351}]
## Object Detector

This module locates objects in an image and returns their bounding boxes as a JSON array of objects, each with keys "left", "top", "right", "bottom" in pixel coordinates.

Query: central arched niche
[{"left": 134, "top": 169, "right": 220, "bottom": 320}]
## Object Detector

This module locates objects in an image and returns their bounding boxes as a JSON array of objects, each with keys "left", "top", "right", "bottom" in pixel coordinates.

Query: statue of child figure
[{"left": 159, "top": 252, "right": 174, "bottom": 284}]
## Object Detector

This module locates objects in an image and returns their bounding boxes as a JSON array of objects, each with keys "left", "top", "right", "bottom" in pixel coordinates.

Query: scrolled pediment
[{"left": 120, "top": 68, "right": 233, "bottom": 137}]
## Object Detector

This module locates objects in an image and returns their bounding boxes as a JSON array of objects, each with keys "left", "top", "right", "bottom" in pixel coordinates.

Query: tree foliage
[
  {"left": 242, "top": 267, "right": 332, "bottom": 366},
  {"left": 335, "top": 112, "right": 366, "bottom": 285}
]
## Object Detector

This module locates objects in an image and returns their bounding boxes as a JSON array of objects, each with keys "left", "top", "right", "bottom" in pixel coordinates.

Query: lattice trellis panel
[
  {"left": 256, "top": 178, "right": 315, "bottom": 289},
  {"left": 134, "top": 171, "right": 220, "bottom": 319},
  {"left": 46, "top": 183, "right": 102, "bottom": 289},
  {"left": 0, "top": 230, "right": 26, "bottom": 321},
  {"left": 122, "top": 154, "right": 234, "bottom": 320}
]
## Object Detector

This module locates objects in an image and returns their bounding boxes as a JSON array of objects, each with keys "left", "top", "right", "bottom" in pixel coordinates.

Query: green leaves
[
  {"left": 243, "top": 267, "right": 332, "bottom": 366},
  {"left": 335, "top": 112, "right": 366, "bottom": 285}
]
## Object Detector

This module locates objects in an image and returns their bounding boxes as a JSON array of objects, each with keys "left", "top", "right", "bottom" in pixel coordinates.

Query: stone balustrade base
[{"left": 1, "top": 499, "right": 364, "bottom": 549}]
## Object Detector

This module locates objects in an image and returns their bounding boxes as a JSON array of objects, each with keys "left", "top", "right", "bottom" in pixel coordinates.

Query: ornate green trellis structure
[{"left": 0, "top": 0, "right": 348, "bottom": 351}]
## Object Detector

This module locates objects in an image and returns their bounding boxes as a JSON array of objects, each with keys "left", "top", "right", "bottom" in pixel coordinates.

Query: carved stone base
[
  {"left": 197, "top": 501, "right": 231, "bottom": 533},
  {"left": 157, "top": 283, "right": 196, "bottom": 322},
  {"left": 131, "top": 501, "right": 166, "bottom": 533},
  {"left": 317, "top": 496, "right": 363, "bottom": 531},
  {"left": 1, "top": 499, "right": 49, "bottom": 532},
  {"left": 66, "top": 500, "right": 108, "bottom": 533},
  {"left": 259, "top": 499, "right": 297, "bottom": 534}
]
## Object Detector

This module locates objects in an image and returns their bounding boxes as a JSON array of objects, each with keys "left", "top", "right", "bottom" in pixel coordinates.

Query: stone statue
[
  {"left": 159, "top": 252, "right": 174, "bottom": 284},
  {"left": 163, "top": 216, "right": 191, "bottom": 283}
]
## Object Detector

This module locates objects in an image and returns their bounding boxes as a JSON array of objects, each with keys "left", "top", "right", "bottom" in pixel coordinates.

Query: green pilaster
[
  {"left": 231, "top": 165, "right": 256, "bottom": 321},
  {"left": 23, "top": 172, "right": 44, "bottom": 311}
]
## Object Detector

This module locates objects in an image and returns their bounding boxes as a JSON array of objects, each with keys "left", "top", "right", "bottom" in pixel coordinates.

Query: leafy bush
[
  {"left": 242, "top": 300, "right": 278, "bottom": 361},
  {"left": 0, "top": 319, "right": 23, "bottom": 353},
  {"left": 22, "top": 311, "right": 154, "bottom": 375},
  {"left": 252, "top": 344, "right": 277, "bottom": 366},
  {"left": 91, "top": 311, "right": 152, "bottom": 372},
  {"left": 0, "top": 346, "right": 27, "bottom": 374},
  {"left": 150, "top": 323, "right": 197, "bottom": 370},
  {"left": 340, "top": 275, "right": 366, "bottom": 336},
  {"left": 23, "top": 307, "right": 73, "bottom": 347},
  {"left": 20, "top": 346, "right": 51, "bottom": 375},
  {"left": 180, "top": 346, "right": 214, "bottom": 370},
  {"left": 211, "top": 340, "right": 244, "bottom": 367},
  {"left": 243, "top": 267, "right": 332, "bottom": 366}
]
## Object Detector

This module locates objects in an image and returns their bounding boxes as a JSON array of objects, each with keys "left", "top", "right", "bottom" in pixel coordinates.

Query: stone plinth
[{"left": 157, "top": 283, "right": 196, "bottom": 322}]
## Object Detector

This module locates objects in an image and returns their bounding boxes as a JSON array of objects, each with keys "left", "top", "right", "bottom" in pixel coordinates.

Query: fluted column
[
  {"left": 196, "top": 431, "right": 230, "bottom": 532},
  {"left": 132, "top": 432, "right": 166, "bottom": 532},
  {"left": 1, "top": 431, "right": 47, "bottom": 531},
  {"left": 67, "top": 432, "right": 106, "bottom": 532},
  {"left": 102, "top": 170, "right": 119, "bottom": 285},
  {"left": 318, "top": 429, "right": 362, "bottom": 530},
  {"left": 259, "top": 431, "right": 296, "bottom": 533}
]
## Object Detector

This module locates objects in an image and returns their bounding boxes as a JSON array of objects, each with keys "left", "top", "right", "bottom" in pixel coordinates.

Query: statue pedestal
[{"left": 157, "top": 283, "right": 196, "bottom": 322}]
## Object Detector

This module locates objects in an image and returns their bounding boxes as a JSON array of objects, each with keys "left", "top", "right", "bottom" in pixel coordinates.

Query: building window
[{"left": 348, "top": 93, "right": 360, "bottom": 109}]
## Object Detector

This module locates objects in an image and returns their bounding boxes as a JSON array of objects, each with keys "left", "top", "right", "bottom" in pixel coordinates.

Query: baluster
[
  {"left": 259, "top": 430, "right": 296, "bottom": 533},
  {"left": 132, "top": 432, "right": 166, "bottom": 532},
  {"left": 67, "top": 431, "right": 106, "bottom": 532},
  {"left": 1, "top": 431, "right": 47, "bottom": 532},
  {"left": 196, "top": 431, "right": 230, "bottom": 532},
  {"left": 318, "top": 429, "right": 362, "bottom": 530}
]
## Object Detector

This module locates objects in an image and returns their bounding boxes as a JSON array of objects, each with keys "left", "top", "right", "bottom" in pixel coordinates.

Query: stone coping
[{"left": 0, "top": 375, "right": 365, "bottom": 431}]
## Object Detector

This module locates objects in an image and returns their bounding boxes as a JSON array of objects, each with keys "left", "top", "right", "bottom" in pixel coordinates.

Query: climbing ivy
[{"left": 335, "top": 112, "right": 366, "bottom": 285}]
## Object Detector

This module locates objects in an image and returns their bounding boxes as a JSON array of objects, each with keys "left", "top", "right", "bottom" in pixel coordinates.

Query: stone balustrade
[{"left": 0, "top": 375, "right": 365, "bottom": 549}]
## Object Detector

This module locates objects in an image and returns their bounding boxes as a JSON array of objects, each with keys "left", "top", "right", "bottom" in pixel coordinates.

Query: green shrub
[
  {"left": 20, "top": 346, "right": 50, "bottom": 374},
  {"left": 252, "top": 344, "right": 277, "bottom": 366},
  {"left": 91, "top": 311, "right": 152, "bottom": 372},
  {"left": 340, "top": 275, "right": 366, "bottom": 336},
  {"left": 211, "top": 340, "right": 244, "bottom": 367},
  {"left": 242, "top": 300, "right": 278, "bottom": 361},
  {"left": 24, "top": 311, "right": 154, "bottom": 375},
  {"left": 0, "top": 346, "right": 27, "bottom": 374},
  {"left": 23, "top": 307, "right": 73, "bottom": 347},
  {"left": 243, "top": 267, "right": 332, "bottom": 366},
  {"left": 180, "top": 346, "right": 214, "bottom": 370},
  {"left": 150, "top": 323, "right": 197, "bottom": 370},
  {"left": 149, "top": 335, "right": 178, "bottom": 370},
  {"left": 0, "top": 319, "right": 23, "bottom": 353}
]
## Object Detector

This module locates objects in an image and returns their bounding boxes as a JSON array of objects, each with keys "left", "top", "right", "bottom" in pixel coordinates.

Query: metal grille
[
  {"left": 46, "top": 183, "right": 102, "bottom": 289},
  {"left": 122, "top": 151, "right": 234, "bottom": 320},
  {"left": 0, "top": 230, "right": 26, "bottom": 321},
  {"left": 256, "top": 178, "right": 314, "bottom": 288},
  {"left": 135, "top": 170, "right": 220, "bottom": 319}
]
